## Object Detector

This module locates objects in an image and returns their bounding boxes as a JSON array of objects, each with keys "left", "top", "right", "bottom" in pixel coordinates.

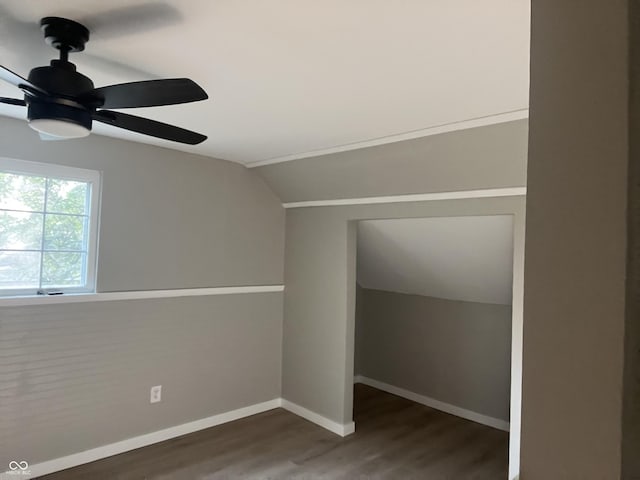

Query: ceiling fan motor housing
[
  {"left": 28, "top": 62, "right": 94, "bottom": 98},
  {"left": 26, "top": 62, "right": 95, "bottom": 131}
]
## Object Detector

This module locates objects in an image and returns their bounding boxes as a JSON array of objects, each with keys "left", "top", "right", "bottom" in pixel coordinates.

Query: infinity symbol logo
[{"left": 8, "top": 461, "right": 28, "bottom": 471}]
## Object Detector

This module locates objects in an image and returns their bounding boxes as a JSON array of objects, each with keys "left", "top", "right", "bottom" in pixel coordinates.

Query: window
[{"left": 0, "top": 158, "right": 101, "bottom": 297}]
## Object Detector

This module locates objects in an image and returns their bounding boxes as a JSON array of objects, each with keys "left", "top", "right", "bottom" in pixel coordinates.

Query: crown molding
[{"left": 246, "top": 109, "right": 529, "bottom": 168}]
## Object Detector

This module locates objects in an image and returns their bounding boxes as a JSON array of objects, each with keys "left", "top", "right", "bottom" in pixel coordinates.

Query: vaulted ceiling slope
[
  {"left": 357, "top": 216, "right": 514, "bottom": 305},
  {"left": 255, "top": 119, "right": 529, "bottom": 203},
  {"left": 0, "top": 0, "right": 530, "bottom": 164}
]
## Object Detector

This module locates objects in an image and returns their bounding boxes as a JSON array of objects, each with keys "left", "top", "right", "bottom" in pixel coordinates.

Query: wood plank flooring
[{"left": 42, "top": 384, "right": 509, "bottom": 479}]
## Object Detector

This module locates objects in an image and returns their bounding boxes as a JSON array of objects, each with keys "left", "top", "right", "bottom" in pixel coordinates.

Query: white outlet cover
[{"left": 150, "top": 385, "right": 162, "bottom": 404}]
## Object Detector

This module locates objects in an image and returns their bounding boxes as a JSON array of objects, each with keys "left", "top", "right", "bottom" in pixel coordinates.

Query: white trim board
[
  {"left": 283, "top": 187, "right": 526, "bottom": 209},
  {"left": 0, "top": 285, "right": 285, "bottom": 307},
  {"left": 1, "top": 398, "right": 355, "bottom": 479},
  {"left": 0, "top": 399, "right": 282, "bottom": 480},
  {"left": 354, "top": 375, "right": 510, "bottom": 432},
  {"left": 246, "top": 109, "right": 529, "bottom": 168},
  {"left": 281, "top": 400, "right": 355, "bottom": 437}
]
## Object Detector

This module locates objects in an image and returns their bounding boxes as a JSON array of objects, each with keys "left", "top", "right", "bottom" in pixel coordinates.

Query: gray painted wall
[
  {"left": 355, "top": 288, "right": 511, "bottom": 422},
  {"left": 522, "top": 1, "right": 629, "bottom": 478},
  {"left": 0, "top": 294, "right": 282, "bottom": 466},
  {"left": 0, "top": 116, "right": 285, "bottom": 291},
  {"left": 0, "top": 116, "right": 285, "bottom": 467},
  {"left": 281, "top": 196, "right": 525, "bottom": 430},
  {"left": 267, "top": 119, "right": 527, "bottom": 478},
  {"left": 254, "top": 120, "right": 528, "bottom": 203}
]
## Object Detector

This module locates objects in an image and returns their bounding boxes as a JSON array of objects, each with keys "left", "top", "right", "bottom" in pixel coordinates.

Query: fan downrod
[{"left": 40, "top": 17, "right": 90, "bottom": 60}]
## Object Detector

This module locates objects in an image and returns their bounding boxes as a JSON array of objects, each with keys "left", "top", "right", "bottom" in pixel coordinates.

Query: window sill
[{"left": 0, "top": 292, "right": 97, "bottom": 307}]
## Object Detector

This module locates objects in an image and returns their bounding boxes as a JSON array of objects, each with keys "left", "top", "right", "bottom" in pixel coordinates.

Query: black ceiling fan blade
[
  {"left": 0, "top": 65, "right": 47, "bottom": 96},
  {"left": 93, "top": 110, "right": 207, "bottom": 145},
  {"left": 91, "top": 78, "right": 208, "bottom": 109},
  {"left": 0, "top": 97, "right": 26, "bottom": 106}
]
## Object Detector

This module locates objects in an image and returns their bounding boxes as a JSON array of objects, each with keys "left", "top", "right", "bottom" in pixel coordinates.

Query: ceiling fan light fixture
[
  {"left": 27, "top": 101, "right": 92, "bottom": 140},
  {"left": 29, "top": 118, "right": 90, "bottom": 139}
]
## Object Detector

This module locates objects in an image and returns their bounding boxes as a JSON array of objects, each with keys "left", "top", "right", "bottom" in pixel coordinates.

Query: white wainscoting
[{"left": 0, "top": 285, "right": 285, "bottom": 307}]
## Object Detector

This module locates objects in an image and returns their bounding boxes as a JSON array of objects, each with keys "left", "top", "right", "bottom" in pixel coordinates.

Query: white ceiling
[
  {"left": 357, "top": 216, "right": 514, "bottom": 305},
  {"left": 0, "top": 0, "right": 530, "bottom": 165}
]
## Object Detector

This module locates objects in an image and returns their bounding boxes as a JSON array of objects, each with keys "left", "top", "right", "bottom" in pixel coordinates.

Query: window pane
[
  {"left": 0, "top": 173, "right": 46, "bottom": 211},
  {"left": 46, "top": 179, "right": 89, "bottom": 215},
  {"left": 0, "top": 251, "right": 40, "bottom": 290},
  {"left": 0, "top": 211, "right": 44, "bottom": 250},
  {"left": 0, "top": 160, "right": 99, "bottom": 295},
  {"left": 41, "top": 252, "right": 85, "bottom": 288},
  {"left": 44, "top": 214, "right": 86, "bottom": 251}
]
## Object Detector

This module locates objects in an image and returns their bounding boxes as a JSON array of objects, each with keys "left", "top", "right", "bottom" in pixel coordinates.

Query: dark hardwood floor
[{"left": 42, "top": 384, "right": 509, "bottom": 479}]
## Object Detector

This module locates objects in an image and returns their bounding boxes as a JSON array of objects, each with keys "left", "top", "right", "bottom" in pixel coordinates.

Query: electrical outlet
[{"left": 150, "top": 385, "right": 162, "bottom": 404}]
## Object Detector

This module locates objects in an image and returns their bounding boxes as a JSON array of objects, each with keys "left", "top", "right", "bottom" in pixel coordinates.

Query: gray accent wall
[
  {"left": 0, "top": 116, "right": 285, "bottom": 467},
  {"left": 0, "top": 294, "right": 283, "bottom": 466},
  {"left": 522, "top": 1, "right": 630, "bottom": 478},
  {"left": 254, "top": 120, "right": 528, "bottom": 203},
  {"left": 355, "top": 288, "right": 511, "bottom": 422}
]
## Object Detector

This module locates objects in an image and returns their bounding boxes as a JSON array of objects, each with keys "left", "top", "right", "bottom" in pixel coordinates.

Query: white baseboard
[
  {"left": 2, "top": 383, "right": 504, "bottom": 479},
  {"left": 2, "top": 399, "right": 282, "bottom": 480},
  {"left": 3, "top": 397, "right": 358, "bottom": 479},
  {"left": 281, "top": 399, "right": 355, "bottom": 437},
  {"left": 354, "top": 375, "right": 509, "bottom": 432}
]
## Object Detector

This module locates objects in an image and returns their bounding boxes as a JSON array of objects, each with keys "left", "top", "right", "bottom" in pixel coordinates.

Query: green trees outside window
[{"left": 0, "top": 170, "right": 93, "bottom": 292}]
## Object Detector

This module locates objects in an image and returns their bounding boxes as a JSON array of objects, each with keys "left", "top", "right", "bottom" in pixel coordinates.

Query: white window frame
[{"left": 0, "top": 157, "right": 101, "bottom": 297}]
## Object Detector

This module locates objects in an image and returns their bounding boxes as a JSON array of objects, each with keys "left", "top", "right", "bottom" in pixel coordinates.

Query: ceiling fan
[{"left": 0, "top": 17, "right": 208, "bottom": 145}]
